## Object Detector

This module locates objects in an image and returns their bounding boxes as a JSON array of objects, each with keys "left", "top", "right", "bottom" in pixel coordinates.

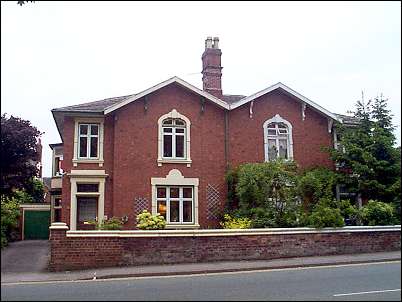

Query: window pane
[
  {"left": 175, "top": 128, "right": 184, "bottom": 134},
  {"left": 163, "top": 135, "right": 172, "bottom": 157},
  {"left": 90, "top": 125, "right": 99, "bottom": 135},
  {"left": 79, "top": 137, "right": 87, "bottom": 157},
  {"left": 157, "top": 200, "right": 167, "bottom": 220},
  {"left": 268, "top": 139, "right": 277, "bottom": 160},
  {"left": 170, "top": 187, "right": 179, "bottom": 198},
  {"left": 277, "top": 123, "right": 287, "bottom": 129},
  {"left": 183, "top": 200, "right": 192, "bottom": 222},
  {"left": 170, "top": 200, "right": 179, "bottom": 222},
  {"left": 77, "top": 197, "right": 97, "bottom": 222},
  {"left": 54, "top": 209, "right": 62, "bottom": 222},
  {"left": 175, "top": 135, "right": 184, "bottom": 158},
  {"left": 163, "top": 128, "right": 172, "bottom": 133},
  {"left": 90, "top": 137, "right": 98, "bottom": 158},
  {"left": 183, "top": 187, "right": 192, "bottom": 198},
  {"left": 163, "top": 119, "right": 173, "bottom": 125},
  {"left": 77, "top": 183, "right": 99, "bottom": 192},
  {"left": 157, "top": 187, "right": 166, "bottom": 198},
  {"left": 278, "top": 129, "right": 288, "bottom": 134},
  {"left": 54, "top": 198, "right": 62, "bottom": 207},
  {"left": 268, "top": 129, "right": 276, "bottom": 136},
  {"left": 279, "top": 139, "right": 288, "bottom": 159},
  {"left": 79, "top": 124, "right": 88, "bottom": 135},
  {"left": 175, "top": 119, "right": 185, "bottom": 126}
]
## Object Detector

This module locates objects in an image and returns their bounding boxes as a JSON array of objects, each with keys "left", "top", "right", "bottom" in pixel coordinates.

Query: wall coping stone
[
  {"left": 65, "top": 225, "right": 401, "bottom": 237},
  {"left": 49, "top": 222, "right": 69, "bottom": 230}
]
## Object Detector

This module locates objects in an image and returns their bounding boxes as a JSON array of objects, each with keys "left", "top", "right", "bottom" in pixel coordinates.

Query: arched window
[
  {"left": 157, "top": 109, "right": 192, "bottom": 167},
  {"left": 263, "top": 114, "right": 293, "bottom": 161},
  {"left": 162, "top": 118, "right": 186, "bottom": 158}
]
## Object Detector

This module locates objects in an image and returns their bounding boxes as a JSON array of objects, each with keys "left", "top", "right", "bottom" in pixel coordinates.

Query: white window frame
[
  {"left": 78, "top": 123, "right": 99, "bottom": 159},
  {"left": 263, "top": 114, "right": 294, "bottom": 161},
  {"left": 151, "top": 169, "right": 199, "bottom": 228},
  {"left": 157, "top": 109, "right": 192, "bottom": 167},
  {"left": 73, "top": 117, "right": 104, "bottom": 167},
  {"left": 156, "top": 186, "right": 194, "bottom": 224},
  {"left": 68, "top": 170, "right": 107, "bottom": 231},
  {"left": 161, "top": 119, "right": 186, "bottom": 160}
]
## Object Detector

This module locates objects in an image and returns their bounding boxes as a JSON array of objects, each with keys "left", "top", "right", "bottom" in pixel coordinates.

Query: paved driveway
[{"left": 1, "top": 240, "right": 49, "bottom": 273}]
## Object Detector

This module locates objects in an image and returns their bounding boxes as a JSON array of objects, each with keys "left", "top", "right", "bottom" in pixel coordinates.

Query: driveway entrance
[{"left": 1, "top": 240, "right": 50, "bottom": 273}]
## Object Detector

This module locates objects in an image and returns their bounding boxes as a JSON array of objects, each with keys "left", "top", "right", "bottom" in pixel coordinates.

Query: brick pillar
[{"left": 49, "top": 222, "right": 69, "bottom": 271}]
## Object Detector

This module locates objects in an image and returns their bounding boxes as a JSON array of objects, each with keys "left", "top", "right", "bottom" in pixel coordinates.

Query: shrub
[
  {"left": 360, "top": 200, "right": 396, "bottom": 226},
  {"left": 136, "top": 210, "right": 166, "bottom": 230},
  {"left": 298, "top": 168, "right": 338, "bottom": 212},
  {"left": 220, "top": 214, "right": 252, "bottom": 229},
  {"left": 88, "top": 216, "right": 124, "bottom": 230},
  {"left": 1, "top": 195, "right": 21, "bottom": 248},
  {"left": 306, "top": 200, "right": 345, "bottom": 229},
  {"left": 338, "top": 199, "right": 361, "bottom": 226}
]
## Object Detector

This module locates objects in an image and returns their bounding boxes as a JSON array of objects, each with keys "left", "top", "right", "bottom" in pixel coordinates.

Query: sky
[{"left": 1, "top": 1, "right": 401, "bottom": 177}]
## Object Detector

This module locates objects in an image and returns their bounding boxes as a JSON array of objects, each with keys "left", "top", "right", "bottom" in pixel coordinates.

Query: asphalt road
[{"left": 1, "top": 261, "right": 401, "bottom": 301}]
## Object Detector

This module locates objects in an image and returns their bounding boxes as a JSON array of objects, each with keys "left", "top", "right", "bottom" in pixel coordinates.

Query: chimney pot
[
  {"left": 205, "top": 37, "right": 213, "bottom": 49},
  {"left": 213, "top": 37, "right": 219, "bottom": 49}
]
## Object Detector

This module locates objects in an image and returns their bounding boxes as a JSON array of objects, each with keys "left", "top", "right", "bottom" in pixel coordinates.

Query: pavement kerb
[{"left": 79, "top": 257, "right": 401, "bottom": 281}]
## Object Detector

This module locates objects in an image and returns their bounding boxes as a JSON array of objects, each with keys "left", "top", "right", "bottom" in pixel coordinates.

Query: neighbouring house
[{"left": 50, "top": 37, "right": 358, "bottom": 231}]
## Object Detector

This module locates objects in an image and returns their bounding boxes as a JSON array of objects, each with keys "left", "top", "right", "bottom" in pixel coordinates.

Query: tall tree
[
  {"left": 331, "top": 93, "right": 400, "bottom": 203},
  {"left": 0, "top": 114, "right": 42, "bottom": 196}
]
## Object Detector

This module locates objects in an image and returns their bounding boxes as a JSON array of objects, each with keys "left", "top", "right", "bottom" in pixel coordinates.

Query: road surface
[{"left": 2, "top": 261, "right": 401, "bottom": 301}]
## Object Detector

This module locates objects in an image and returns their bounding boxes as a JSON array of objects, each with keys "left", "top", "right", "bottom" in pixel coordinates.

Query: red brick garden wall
[{"left": 49, "top": 227, "right": 401, "bottom": 271}]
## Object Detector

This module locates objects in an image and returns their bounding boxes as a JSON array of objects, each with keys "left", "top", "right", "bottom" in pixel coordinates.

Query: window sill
[
  {"left": 157, "top": 159, "right": 192, "bottom": 167},
  {"left": 165, "top": 224, "right": 200, "bottom": 229},
  {"left": 73, "top": 159, "right": 104, "bottom": 167}
]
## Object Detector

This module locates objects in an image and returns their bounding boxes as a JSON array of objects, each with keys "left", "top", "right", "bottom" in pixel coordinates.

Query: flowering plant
[{"left": 136, "top": 210, "right": 166, "bottom": 230}]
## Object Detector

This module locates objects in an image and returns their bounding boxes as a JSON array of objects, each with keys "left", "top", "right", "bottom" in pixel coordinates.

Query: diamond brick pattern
[{"left": 206, "top": 184, "right": 221, "bottom": 220}]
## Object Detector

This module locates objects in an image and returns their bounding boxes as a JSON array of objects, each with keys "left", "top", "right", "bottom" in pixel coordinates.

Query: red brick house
[{"left": 51, "top": 37, "right": 355, "bottom": 230}]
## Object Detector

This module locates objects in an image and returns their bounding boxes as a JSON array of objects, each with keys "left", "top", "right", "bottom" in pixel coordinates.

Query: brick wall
[{"left": 49, "top": 226, "right": 401, "bottom": 271}]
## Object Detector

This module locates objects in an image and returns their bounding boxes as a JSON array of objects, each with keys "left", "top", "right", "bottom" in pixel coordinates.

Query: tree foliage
[
  {"left": 330, "top": 94, "right": 400, "bottom": 203},
  {"left": 1, "top": 114, "right": 42, "bottom": 196},
  {"left": 1, "top": 195, "right": 21, "bottom": 248}
]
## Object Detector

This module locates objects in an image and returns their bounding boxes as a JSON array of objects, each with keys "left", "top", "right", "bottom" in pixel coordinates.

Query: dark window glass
[
  {"left": 90, "top": 125, "right": 99, "bottom": 135},
  {"left": 54, "top": 209, "right": 62, "bottom": 222},
  {"left": 54, "top": 157, "right": 60, "bottom": 176},
  {"left": 176, "top": 128, "right": 184, "bottom": 133},
  {"left": 170, "top": 187, "right": 179, "bottom": 198},
  {"left": 163, "top": 128, "right": 172, "bottom": 133},
  {"left": 77, "top": 183, "right": 99, "bottom": 192},
  {"left": 183, "top": 187, "right": 192, "bottom": 198},
  {"left": 163, "top": 135, "right": 172, "bottom": 157},
  {"left": 79, "top": 137, "right": 87, "bottom": 157},
  {"left": 54, "top": 198, "right": 62, "bottom": 207},
  {"left": 183, "top": 200, "right": 192, "bottom": 222},
  {"left": 79, "top": 124, "right": 88, "bottom": 135},
  {"left": 157, "top": 187, "right": 166, "bottom": 198},
  {"left": 163, "top": 119, "right": 173, "bottom": 125},
  {"left": 77, "top": 197, "right": 97, "bottom": 222},
  {"left": 90, "top": 137, "right": 98, "bottom": 158},
  {"left": 175, "top": 135, "right": 184, "bottom": 157},
  {"left": 175, "top": 119, "right": 185, "bottom": 126},
  {"left": 170, "top": 200, "right": 179, "bottom": 222},
  {"left": 157, "top": 201, "right": 167, "bottom": 220}
]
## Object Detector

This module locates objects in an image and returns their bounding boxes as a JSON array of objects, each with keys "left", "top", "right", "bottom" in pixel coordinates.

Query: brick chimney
[{"left": 202, "top": 37, "right": 223, "bottom": 98}]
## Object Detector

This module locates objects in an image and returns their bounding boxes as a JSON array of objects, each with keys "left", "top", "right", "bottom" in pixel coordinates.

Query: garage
[{"left": 20, "top": 204, "right": 51, "bottom": 240}]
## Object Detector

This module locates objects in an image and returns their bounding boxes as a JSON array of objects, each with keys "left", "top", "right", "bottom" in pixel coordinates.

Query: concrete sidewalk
[{"left": 1, "top": 251, "right": 400, "bottom": 284}]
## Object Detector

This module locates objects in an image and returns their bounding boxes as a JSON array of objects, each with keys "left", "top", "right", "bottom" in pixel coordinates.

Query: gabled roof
[
  {"left": 103, "top": 76, "right": 230, "bottom": 114},
  {"left": 229, "top": 82, "right": 342, "bottom": 122}
]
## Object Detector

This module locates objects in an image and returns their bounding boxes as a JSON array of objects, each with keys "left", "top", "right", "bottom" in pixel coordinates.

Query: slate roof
[
  {"left": 222, "top": 94, "right": 246, "bottom": 104},
  {"left": 53, "top": 94, "right": 136, "bottom": 113}
]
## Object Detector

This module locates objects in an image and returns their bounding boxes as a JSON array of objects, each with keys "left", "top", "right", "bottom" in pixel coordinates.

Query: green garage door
[{"left": 24, "top": 210, "right": 50, "bottom": 240}]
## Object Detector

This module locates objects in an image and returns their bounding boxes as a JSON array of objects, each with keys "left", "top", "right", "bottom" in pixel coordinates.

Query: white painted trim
[
  {"left": 263, "top": 114, "right": 294, "bottom": 161},
  {"left": 20, "top": 204, "right": 51, "bottom": 209},
  {"left": 68, "top": 170, "right": 107, "bottom": 231},
  {"left": 66, "top": 225, "right": 401, "bottom": 237},
  {"left": 157, "top": 109, "right": 192, "bottom": 167},
  {"left": 150, "top": 169, "right": 199, "bottom": 227},
  {"left": 104, "top": 76, "right": 229, "bottom": 114},
  {"left": 49, "top": 222, "right": 69, "bottom": 230},
  {"left": 229, "top": 82, "right": 341, "bottom": 122},
  {"left": 72, "top": 117, "right": 104, "bottom": 167}
]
